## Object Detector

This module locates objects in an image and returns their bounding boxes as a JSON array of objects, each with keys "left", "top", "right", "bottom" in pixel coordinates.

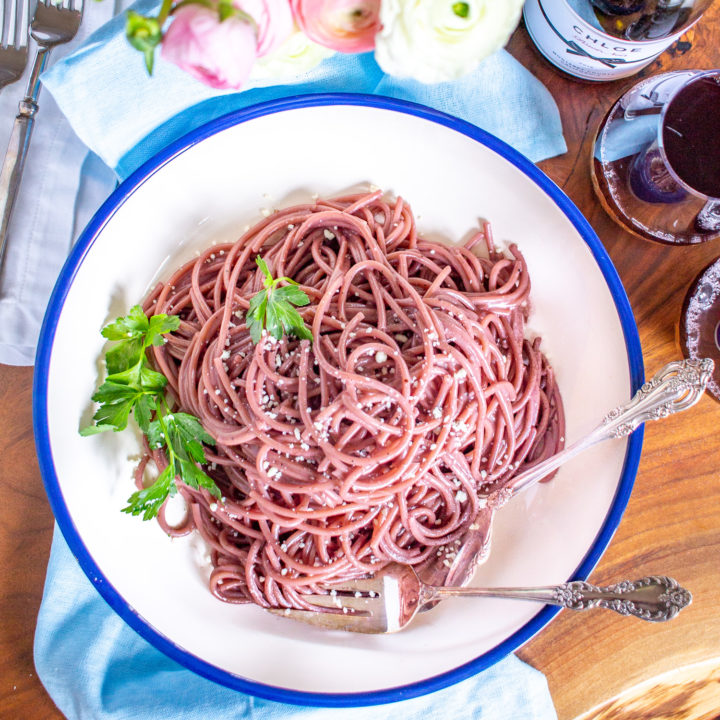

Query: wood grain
[
  {"left": 0, "top": 366, "right": 59, "bottom": 718},
  {"left": 575, "top": 657, "right": 720, "bottom": 720},
  {"left": 1, "top": 6, "right": 720, "bottom": 718},
  {"left": 510, "top": 6, "right": 720, "bottom": 718}
]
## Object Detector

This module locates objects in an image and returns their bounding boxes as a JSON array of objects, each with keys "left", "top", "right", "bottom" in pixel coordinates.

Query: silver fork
[
  {"left": 270, "top": 563, "right": 692, "bottom": 634},
  {"left": 417, "top": 357, "right": 714, "bottom": 592},
  {"left": 0, "top": 0, "right": 83, "bottom": 271},
  {"left": 0, "top": 0, "right": 29, "bottom": 89}
]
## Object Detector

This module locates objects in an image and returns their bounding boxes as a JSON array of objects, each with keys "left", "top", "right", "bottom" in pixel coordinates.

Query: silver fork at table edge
[
  {"left": 269, "top": 563, "right": 693, "bottom": 633},
  {"left": 0, "top": 0, "right": 83, "bottom": 273}
]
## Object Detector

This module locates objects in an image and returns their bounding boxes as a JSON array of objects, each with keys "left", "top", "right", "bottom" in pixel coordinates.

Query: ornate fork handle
[
  {"left": 432, "top": 576, "right": 692, "bottom": 622},
  {"left": 549, "top": 576, "right": 692, "bottom": 621},
  {"left": 501, "top": 358, "right": 714, "bottom": 501},
  {"left": 600, "top": 357, "right": 713, "bottom": 438}
]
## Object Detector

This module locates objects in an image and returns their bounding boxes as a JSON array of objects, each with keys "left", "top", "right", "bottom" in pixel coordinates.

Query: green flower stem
[
  {"left": 171, "top": 0, "right": 214, "bottom": 13},
  {"left": 157, "top": 0, "right": 175, "bottom": 24}
]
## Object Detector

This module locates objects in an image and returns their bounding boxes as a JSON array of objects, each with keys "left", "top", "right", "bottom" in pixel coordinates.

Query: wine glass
[
  {"left": 591, "top": 69, "right": 720, "bottom": 244},
  {"left": 680, "top": 257, "right": 720, "bottom": 402}
]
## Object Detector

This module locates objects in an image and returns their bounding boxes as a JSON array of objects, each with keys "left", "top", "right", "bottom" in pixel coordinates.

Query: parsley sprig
[
  {"left": 246, "top": 257, "right": 312, "bottom": 344},
  {"left": 81, "top": 306, "right": 221, "bottom": 520}
]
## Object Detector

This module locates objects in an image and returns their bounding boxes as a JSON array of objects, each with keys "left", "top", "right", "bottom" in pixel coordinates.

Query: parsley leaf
[
  {"left": 84, "top": 397, "right": 135, "bottom": 434},
  {"left": 147, "top": 313, "right": 180, "bottom": 347},
  {"left": 82, "top": 306, "right": 221, "bottom": 520},
  {"left": 105, "top": 337, "right": 144, "bottom": 376},
  {"left": 134, "top": 394, "right": 156, "bottom": 434},
  {"left": 245, "top": 256, "right": 312, "bottom": 344},
  {"left": 256, "top": 256, "right": 274, "bottom": 286},
  {"left": 273, "top": 284, "right": 310, "bottom": 307},
  {"left": 101, "top": 304, "right": 149, "bottom": 340},
  {"left": 179, "top": 459, "right": 221, "bottom": 497},
  {"left": 123, "top": 464, "right": 175, "bottom": 521}
]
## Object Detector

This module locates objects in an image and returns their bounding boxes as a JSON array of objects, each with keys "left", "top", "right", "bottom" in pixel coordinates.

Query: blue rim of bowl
[{"left": 33, "top": 93, "right": 644, "bottom": 708}]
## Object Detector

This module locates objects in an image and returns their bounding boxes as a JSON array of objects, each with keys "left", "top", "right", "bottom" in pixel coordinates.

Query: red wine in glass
[
  {"left": 661, "top": 73, "right": 720, "bottom": 200},
  {"left": 629, "top": 73, "right": 720, "bottom": 205},
  {"left": 593, "top": 70, "right": 720, "bottom": 244}
]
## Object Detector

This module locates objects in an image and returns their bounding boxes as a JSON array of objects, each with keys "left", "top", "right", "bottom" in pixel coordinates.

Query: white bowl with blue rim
[{"left": 34, "top": 94, "right": 643, "bottom": 706}]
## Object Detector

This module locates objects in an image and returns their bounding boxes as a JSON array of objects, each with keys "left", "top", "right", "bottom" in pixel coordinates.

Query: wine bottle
[{"left": 523, "top": 0, "right": 713, "bottom": 81}]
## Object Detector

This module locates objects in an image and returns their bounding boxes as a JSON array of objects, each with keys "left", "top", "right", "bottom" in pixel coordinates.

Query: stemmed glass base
[
  {"left": 591, "top": 71, "right": 720, "bottom": 245},
  {"left": 680, "top": 258, "right": 720, "bottom": 402}
]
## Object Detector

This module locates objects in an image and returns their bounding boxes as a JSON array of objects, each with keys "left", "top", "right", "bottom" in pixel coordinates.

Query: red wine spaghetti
[{"left": 141, "top": 190, "right": 564, "bottom": 609}]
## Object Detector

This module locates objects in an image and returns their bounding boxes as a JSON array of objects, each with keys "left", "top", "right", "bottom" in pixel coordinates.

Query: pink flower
[
  {"left": 161, "top": 1, "right": 292, "bottom": 90},
  {"left": 161, "top": 6, "right": 258, "bottom": 89},
  {"left": 291, "top": 0, "right": 381, "bottom": 53},
  {"left": 239, "top": 0, "right": 293, "bottom": 57}
]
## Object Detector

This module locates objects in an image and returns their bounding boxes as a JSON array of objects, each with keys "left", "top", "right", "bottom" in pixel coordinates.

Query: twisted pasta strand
[{"left": 141, "top": 191, "right": 564, "bottom": 609}]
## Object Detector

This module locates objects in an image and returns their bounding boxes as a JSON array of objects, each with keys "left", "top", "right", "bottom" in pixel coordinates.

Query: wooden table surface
[{"left": 2, "top": 8, "right": 720, "bottom": 719}]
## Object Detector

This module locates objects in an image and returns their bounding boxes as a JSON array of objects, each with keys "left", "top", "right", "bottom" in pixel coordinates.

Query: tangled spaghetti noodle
[{"left": 140, "top": 190, "right": 564, "bottom": 609}]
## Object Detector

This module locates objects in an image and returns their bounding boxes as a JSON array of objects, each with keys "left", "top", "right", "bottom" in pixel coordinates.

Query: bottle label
[{"left": 523, "top": 0, "right": 687, "bottom": 81}]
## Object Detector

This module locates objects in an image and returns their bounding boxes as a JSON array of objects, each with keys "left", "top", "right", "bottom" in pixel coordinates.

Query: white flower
[
  {"left": 250, "top": 26, "right": 335, "bottom": 81},
  {"left": 374, "top": 0, "right": 524, "bottom": 84}
]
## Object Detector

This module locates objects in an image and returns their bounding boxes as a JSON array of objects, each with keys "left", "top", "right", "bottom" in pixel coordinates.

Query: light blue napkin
[
  {"left": 36, "top": 526, "right": 557, "bottom": 720},
  {"left": 42, "top": 0, "right": 566, "bottom": 180},
  {"left": 34, "top": 5, "right": 567, "bottom": 717}
]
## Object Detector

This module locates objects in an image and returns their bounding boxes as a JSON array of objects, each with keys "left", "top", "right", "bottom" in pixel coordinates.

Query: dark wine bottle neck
[
  {"left": 590, "top": 0, "right": 646, "bottom": 17},
  {"left": 588, "top": 0, "right": 707, "bottom": 40}
]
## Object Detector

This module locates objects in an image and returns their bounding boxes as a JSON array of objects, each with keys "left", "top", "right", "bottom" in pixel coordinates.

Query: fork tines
[
  {"left": 0, "top": 0, "right": 28, "bottom": 88},
  {"left": 39, "top": 0, "right": 84, "bottom": 11},
  {"left": 268, "top": 606, "right": 380, "bottom": 633},
  {"left": 270, "top": 579, "right": 378, "bottom": 615},
  {"left": 1, "top": 0, "right": 28, "bottom": 49},
  {"left": 304, "top": 590, "right": 373, "bottom": 613}
]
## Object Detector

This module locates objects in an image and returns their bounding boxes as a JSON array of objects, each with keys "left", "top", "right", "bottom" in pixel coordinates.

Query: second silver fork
[
  {"left": 0, "top": 0, "right": 84, "bottom": 271},
  {"left": 270, "top": 563, "right": 693, "bottom": 634},
  {"left": 0, "top": 0, "right": 30, "bottom": 90}
]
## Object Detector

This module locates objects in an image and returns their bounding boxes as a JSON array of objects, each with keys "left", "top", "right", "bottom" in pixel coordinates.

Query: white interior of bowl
[{"left": 45, "top": 104, "right": 631, "bottom": 695}]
